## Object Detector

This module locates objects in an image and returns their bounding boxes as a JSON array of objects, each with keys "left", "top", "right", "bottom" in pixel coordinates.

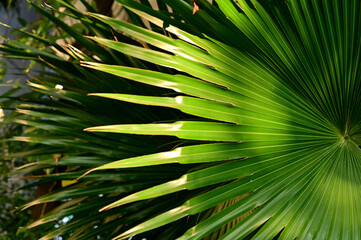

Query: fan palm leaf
[
  {"left": 2, "top": 0, "right": 361, "bottom": 239},
  {"left": 78, "top": 0, "right": 361, "bottom": 239}
]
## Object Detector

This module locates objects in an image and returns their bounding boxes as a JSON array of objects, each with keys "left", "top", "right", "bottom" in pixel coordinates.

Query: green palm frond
[
  {"left": 80, "top": 0, "right": 361, "bottom": 239},
  {"left": 2, "top": 0, "right": 361, "bottom": 239}
]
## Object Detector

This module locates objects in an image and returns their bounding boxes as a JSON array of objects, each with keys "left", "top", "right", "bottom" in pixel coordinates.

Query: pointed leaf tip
[
  {"left": 83, "top": 127, "right": 93, "bottom": 132},
  {"left": 76, "top": 169, "right": 94, "bottom": 181},
  {"left": 99, "top": 199, "right": 122, "bottom": 212},
  {"left": 99, "top": 206, "right": 108, "bottom": 212}
]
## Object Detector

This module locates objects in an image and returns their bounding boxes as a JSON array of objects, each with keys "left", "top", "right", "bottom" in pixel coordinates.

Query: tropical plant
[{"left": 1, "top": 0, "right": 361, "bottom": 239}]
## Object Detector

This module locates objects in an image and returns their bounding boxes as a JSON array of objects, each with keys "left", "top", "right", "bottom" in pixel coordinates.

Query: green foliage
[
  {"left": 1, "top": 0, "right": 361, "bottom": 239},
  {"left": 0, "top": 91, "right": 55, "bottom": 239}
]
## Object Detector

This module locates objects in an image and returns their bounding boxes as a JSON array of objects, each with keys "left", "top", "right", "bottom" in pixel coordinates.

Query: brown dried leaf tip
[{"left": 193, "top": 1, "right": 199, "bottom": 14}]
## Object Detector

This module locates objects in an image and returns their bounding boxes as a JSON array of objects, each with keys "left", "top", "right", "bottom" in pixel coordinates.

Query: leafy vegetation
[{"left": 1, "top": 0, "right": 361, "bottom": 239}]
